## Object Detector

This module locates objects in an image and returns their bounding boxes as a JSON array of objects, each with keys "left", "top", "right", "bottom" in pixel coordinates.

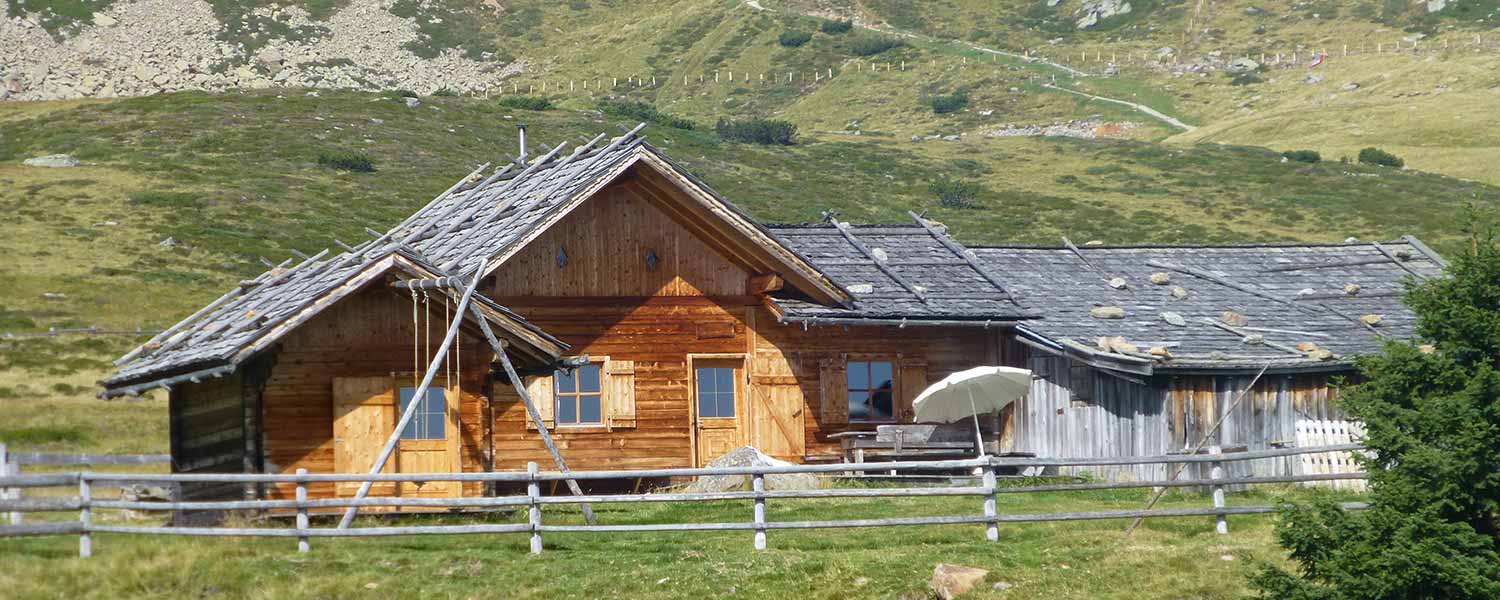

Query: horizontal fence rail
[
  {"left": 0, "top": 444, "right": 173, "bottom": 527},
  {"left": 0, "top": 445, "right": 1370, "bottom": 558}
]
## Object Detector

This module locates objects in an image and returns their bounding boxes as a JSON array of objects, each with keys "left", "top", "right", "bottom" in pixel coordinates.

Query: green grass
[{"left": 0, "top": 487, "right": 1359, "bottom": 599}]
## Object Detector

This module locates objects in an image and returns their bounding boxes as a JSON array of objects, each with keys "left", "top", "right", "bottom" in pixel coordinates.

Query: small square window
[
  {"left": 696, "top": 366, "right": 737, "bottom": 418},
  {"left": 398, "top": 387, "right": 447, "bottom": 440},
  {"left": 556, "top": 364, "right": 604, "bottom": 425},
  {"left": 848, "top": 361, "right": 894, "bottom": 422}
]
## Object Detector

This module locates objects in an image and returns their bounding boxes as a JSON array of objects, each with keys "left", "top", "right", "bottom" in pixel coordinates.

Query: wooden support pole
[
  {"left": 338, "top": 262, "right": 488, "bottom": 529},
  {"left": 469, "top": 303, "right": 596, "bottom": 524},
  {"left": 78, "top": 475, "right": 91, "bottom": 558},
  {"left": 527, "top": 462, "right": 543, "bottom": 554},
  {"left": 1210, "top": 446, "right": 1227, "bottom": 535},
  {"left": 296, "top": 468, "right": 310, "bottom": 553},
  {"left": 752, "top": 470, "right": 767, "bottom": 550},
  {"left": 1125, "top": 365, "right": 1269, "bottom": 535},
  {"left": 982, "top": 463, "right": 999, "bottom": 541}
]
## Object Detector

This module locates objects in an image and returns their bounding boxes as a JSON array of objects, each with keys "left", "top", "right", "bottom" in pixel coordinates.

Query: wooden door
[
  {"left": 692, "top": 357, "right": 745, "bottom": 466},
  {"left": 333, "top": 377, "right": 397, "bottom": 497},
  {"left": 747, "top": 349, "right": 805, "bottom": 461},
  {"left": 333, "top": 378, "right": 460, "bottom": 499}
]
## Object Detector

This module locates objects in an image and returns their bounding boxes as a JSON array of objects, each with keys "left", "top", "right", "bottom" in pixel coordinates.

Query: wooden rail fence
[
  {"left": 0, "top": 444, "right": 1368, "bottom": 558},
  {"left": 0, "top": 444, "right": 172, "bottom": 526}
]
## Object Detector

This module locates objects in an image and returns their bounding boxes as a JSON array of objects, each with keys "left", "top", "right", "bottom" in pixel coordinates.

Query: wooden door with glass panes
[{"left": 692, "top": 357, "right": 744, "bottom": 466}]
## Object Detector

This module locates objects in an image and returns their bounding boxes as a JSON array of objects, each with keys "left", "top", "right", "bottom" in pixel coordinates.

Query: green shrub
[
  {"left": 778, "top": 30, "right": 812, "bottom": 47},
  {"left": 929, "top": 176, "right": 983, "bottom": 209},
  {"left": 130, "top": 191, "right": 204, "bottom": 209},
  {"left": 597, "top": 99, "right": 695, "bottom": 130},
  {"left": 1230, "top": 72, "right": 1263, "bottom": 86},
  {"left": 715, "top": 117, "right": 797, "bottom": 145},
  {"left": 820, "top": 19, "right": 853, "bottom": 34},
  {"left": 1358, "top": 147, "right": 1404, "bottom": 168},
  {"left": 1281, "top": 149, "right": 1322, "bottom": 163},
  {"left": 497, "top": 95, "right": 554, "bottom": 111},
  {"left": 431, "top": 88, "right": 460, "bottom": 97},
  {"left": 317, "top": 150, "right": 376, "bottom": 173},
  {"left": 928, "top": 89, "right": 970, "bottom": 114},
  {"left": 1250, "top": 226, "right": 1500, "bottom": 599},
  {"left": 847, "top": 33, "right": 903, "bottom": 56}
]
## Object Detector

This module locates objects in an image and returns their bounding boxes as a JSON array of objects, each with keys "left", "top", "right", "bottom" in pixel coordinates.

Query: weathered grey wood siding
[{"left": 1004, "top": 343, "right": 1347, "bottom": 483}]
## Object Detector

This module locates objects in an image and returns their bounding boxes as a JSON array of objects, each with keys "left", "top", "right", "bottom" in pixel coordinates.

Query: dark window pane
[
  {"left": 870, "top": 388, "right": 894, "bottom": 420},
  {"left": 716, "top": 368, "right": 734, "bottom": 393},
  {"left": 871, "top": 362, "right": 893, "bottom": 388},
  {"left": 697, "top": 369, "right": 714, "bottom": 397},
  {"left": 579, "top": 365, "right": 601, "bottom": 393},
  {"left": 580, "top": 394, "right": 602, "bottom": 423},
  {"left": 848, "top": 361, "right": 868, "bottom": 389},
  {"left": 718, "top": 392, "right": 735, "bottom": 418},
  {"left": 849, "top": 390, "right": 869, "bottom": 420},
  {"left": 398, "top": 388, "right": 418, "bottom": 439},
  {"left": 557, "top": 396, "right": 577, "bottom": 424},
  {"left": 556, "top": 369, "right": 575, "bottom": 394},
  {"left": 699, "top": 392, "right": 715, "bottom": 418},
  {"left": 426, "top": 411, "right": 444, "bottom": 438}
]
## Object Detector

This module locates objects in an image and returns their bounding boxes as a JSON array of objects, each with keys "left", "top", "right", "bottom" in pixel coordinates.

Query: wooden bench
[{"left": 829, "top": 424, "right": 1030, "bottom": 475}]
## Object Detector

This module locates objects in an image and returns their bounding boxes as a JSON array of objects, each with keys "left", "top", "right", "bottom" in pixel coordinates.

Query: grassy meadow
[{"left": 0, "top": 485, "right": 1364, "bottom": 599}]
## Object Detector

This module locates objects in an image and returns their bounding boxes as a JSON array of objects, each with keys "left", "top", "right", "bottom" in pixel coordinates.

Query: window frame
[
  {"left": 389, "top": 372, "right": 458, "bottom": 441},
  {"left": 554, "top": 360, "right": 606, "bottom": 428},
  {"left": 694, "top": 365, "right": 739, "bottom": 419},
  {"left": 846, "top": 358, "right": 898, "bottom": 424}
]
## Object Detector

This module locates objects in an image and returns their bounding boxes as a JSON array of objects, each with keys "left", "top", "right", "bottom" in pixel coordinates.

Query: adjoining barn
[{"left": 99, "top": 126, "right": 1444, "bottom": 508}]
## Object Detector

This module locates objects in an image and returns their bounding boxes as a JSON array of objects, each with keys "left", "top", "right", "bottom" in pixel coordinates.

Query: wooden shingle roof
[
  {"left": 766, "top": 214, "right": 1034, "bottom": 323},
  {"left": 971, "top": 238, "right": 1446, "bottom": 371}
]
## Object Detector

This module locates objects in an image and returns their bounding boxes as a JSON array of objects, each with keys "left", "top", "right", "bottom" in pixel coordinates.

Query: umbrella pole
[{"left": 969, "top": 392, "right": 985, "bottom": 459}]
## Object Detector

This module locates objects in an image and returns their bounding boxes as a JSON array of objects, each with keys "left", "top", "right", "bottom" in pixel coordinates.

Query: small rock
[
  {"left": 405, "top": 97, "right": 421, "bottom": 108},
  {"left": 1149, "top": 272, "right": 1171, "bottom": 285},
  {"left": 42, "top": 292, "right": 67, "bottom": 300},
  {"left": 1227, "top": 57, "right": 1260, "bottom": 73},
  {"left": 1297, "top": 341, "right": 1321, "bottom": 353},
  {"left": 656, "top": 577, "right": 671, "bottom": 585},
  {"left": 1221, "top": 310, "right": 1249, "bottom": 327},
  {"left": 1108, "top": 277, "right": 1128, "bottom": 289},
  {"left": 930, "top": 564, "right": 989, "bottom": 600},
  {"left": 1148, "top": 346, "right": 1173, "bottom": 358},
  {"left": 1360, "top": 314, "right": 1383, "bottom": 326},
  {"left": 993, "top": 581, "right": 1014, "bottom": 591},
  {"left": 158, "top": 236, "right": 182, "bottom": 247},
  {"left": 1210, "top": 351, "right": 1230, "bottom": 361},
  {"left": 364, "top": 583, "right": 379, "bottom": 590},
  {"left": 1171, "top": 286, "right": 1189, "bottom": 299},
  {"left": 1242, "top": 334, "right": 1265, "bottom": 345},
  {"left": 1221, "top": 554, "right": 1235, "bottom": 561},
  {"left": 1101, "top": 336, "right": 1139, "bottom": 354},
  {"left": 1161, "top": 312, "right": 1186, "bottom": 326},
  {"left": 1344, "top": 283, "right": 1362, "bottom": 296},
  {"left": 1090, "top": 306, "right": 1126, "bottom": 319},
  {"left": 1341, "top": 82, "right": 1360, "bottom": 90},
  {"left": 1298, "top": 288, "right": 1316, "bottom": 297},
  {"left": 1418, "top": 344, "right": 1436, "bottom": 354},
  {"left": 1243, "top": 5, "right": 1268, "bottom": 15},
  {"left": 94, "top": 13, "right": 118, "bottom": 27},
  {"left": 1305, "top": 74, "right": 1325, "bottom": 85},
  {"left": 1312, "top": 349, "right": 1336, "bottom": 361},
  {"left": 23, "top": 154, "right": 80, "bottom": 168}
]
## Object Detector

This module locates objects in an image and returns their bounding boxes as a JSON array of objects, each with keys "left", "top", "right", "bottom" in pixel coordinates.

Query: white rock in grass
[{"left": 23, "top": 154, "right": 79, "bottom": 168}]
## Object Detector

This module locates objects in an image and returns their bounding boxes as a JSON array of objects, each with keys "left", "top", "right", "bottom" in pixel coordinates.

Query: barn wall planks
[
  {"left": 257, "top": 283, "right": 492, "bottom": 501},
  {"left": 1004, "top": 343, "right": 1348, "bottom": 482},
  {"left": 173, "top": 372, "right": 249, "bottom": 502},
  {"left": 491, "top": 180, "right": 749, "bottom": 298}
]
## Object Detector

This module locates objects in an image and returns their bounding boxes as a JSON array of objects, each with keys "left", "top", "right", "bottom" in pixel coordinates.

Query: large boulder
[
  {"left": 23, "top": 154, "right": 79, "bottom": 168},
  {"left": 683, "top": 447, "right": 821, "bottom": 493}
]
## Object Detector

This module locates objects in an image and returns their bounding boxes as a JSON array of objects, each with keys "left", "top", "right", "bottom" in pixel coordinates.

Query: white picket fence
[{"left": 1295, "top": 420, "right": 1368, "bottom": 492}]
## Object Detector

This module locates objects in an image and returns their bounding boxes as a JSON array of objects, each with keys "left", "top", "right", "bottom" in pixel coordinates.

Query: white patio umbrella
[{"left": 911, "top": 366, "right": 1032, "bottom": 457}]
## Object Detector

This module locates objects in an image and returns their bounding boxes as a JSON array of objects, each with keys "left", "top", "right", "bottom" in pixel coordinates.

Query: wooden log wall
[
  {"left": 171, "top": 372, "right": 248, "bottom": 503},
  {"left": 1006, "top": 344, "right": 1347, "bottom": 482}
]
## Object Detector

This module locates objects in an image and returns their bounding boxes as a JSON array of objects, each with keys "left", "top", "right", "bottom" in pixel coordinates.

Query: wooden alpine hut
[{"left": 100, "top": 124, "right": 1445, "bottom": 508}]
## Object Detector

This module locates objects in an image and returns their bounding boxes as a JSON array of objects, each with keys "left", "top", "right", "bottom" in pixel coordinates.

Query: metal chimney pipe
[{"left": 517, "top": 123, "right": 528, "bottom": 165}]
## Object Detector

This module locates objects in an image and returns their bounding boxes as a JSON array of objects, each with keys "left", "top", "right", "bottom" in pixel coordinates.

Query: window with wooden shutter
[
  {"left": 897, "top": 360, "right": 928, "bottom": 422},
  {"left": 819, "top": 358, "right": 848, "bottom": 425},
  {"left": 606, "top": 359, "right": 637, "bottom": 428},
  {"left": 523, "top": 374, "right": 555, "bottom": 430}
]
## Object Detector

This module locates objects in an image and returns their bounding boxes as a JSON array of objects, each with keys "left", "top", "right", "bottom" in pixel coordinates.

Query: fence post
[
  {"left": 0, "top": 442, "right": 19, "bottom": 526},
  {"left": 1210, "top": 446, "right": 1227, "bottom": 535},
  {"left": 527, "top": 462, "right": 542, "bottom": 555},
  {"left": 79, "top": 474, "right": 92, "bottom": 558},
  {"left": 752, "top": 470, "right": 767, "bottom": 550},
  {"left": 982, "top": 460, "right": 999, "bottom": 542},
  {"left": 295, "top": 468, "right": 309, "bottom": 554}
]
